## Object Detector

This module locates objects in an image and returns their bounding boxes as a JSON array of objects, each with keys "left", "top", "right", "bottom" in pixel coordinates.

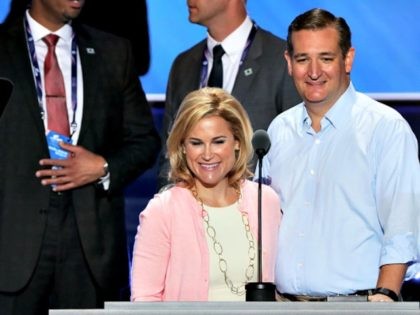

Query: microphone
[
  {"left": 246, "top": 130, "right": 276, "bottom": 301},
  {"left": 0, "top": 78, "right": 14, "bottom": 118},
  {"left": 252, "top": 129, "right": 271, "bottom": 158}
]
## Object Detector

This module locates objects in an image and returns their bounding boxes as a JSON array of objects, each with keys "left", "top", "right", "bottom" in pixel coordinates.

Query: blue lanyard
[
  {"left": 199, "top": 23, "right": 258, "bottom": 88},
  {"left": 24, "top": 17, "right": 79, "bottom": 137}
]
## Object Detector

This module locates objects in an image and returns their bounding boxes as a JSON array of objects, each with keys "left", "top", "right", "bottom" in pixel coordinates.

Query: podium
[{"left": 49, "top": 301, "right": 420, "bottom": 314}]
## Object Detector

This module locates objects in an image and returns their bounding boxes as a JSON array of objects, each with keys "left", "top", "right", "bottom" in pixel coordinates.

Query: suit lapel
[
  {"left": 231, "top": 29, "right": 262, "bottom": 101},
  {"left": 170, "top": 41, "right": 205, "bottom": 111},
  {"left": 191, "top": 41, "right": 206, "bottom": 90},
  {"left": 6, "top": 21, "right": 48, "bottom": 145},
  {"left": 74, "top": 29, "right": 98, "bottom": 144}
]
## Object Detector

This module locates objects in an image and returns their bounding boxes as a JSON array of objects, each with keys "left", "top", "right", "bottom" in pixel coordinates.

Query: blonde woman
[{"left": 131, "top": 87, "right": 281, "bottom": 301}]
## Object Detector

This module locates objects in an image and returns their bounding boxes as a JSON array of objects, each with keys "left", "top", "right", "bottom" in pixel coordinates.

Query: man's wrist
[
  {"left": 373, "top": 287, "right": 399, "bottom": 301},
  {"left": 97, "top": 161, "right": 110, "bottom": 191},
  {"left": 102, "top": 161, "right": 109, "bottom": 178}
]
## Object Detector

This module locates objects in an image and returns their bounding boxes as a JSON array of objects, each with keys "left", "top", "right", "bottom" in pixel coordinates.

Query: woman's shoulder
[
  {"left": 153, "top": 184, "right": 192, "bottom": 203},
  {"left": 141, "top": 185, "right": 196, "bottom": 221},
  {"left": 146, "top": 184, "right": 195, "bottom": 211},
  {"left": 242, "top": 180, "right": 279, "bottom": 198}
]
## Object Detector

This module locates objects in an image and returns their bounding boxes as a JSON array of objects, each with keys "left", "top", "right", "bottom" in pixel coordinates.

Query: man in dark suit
[
  {"left": 2, "top": 0, "right": 151, "bottom": 76},
  {"left": 0, "top": 0, "right": 160, "bottom": 314},
  {"left": 157, "top": 0, "right": 301, "bottom": 187}
]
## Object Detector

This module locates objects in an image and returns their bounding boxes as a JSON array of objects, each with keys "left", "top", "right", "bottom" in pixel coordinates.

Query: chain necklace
[{"left": 192, "top": 188, "right": 256, "bottom": 296}]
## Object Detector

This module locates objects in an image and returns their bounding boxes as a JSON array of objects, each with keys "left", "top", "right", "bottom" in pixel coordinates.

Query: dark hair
[{"left": 286, "top": 8, "right": 352, "bottom": 58}]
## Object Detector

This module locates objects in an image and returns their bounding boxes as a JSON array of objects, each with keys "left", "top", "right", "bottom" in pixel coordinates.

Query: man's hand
[
  {"left": 367, "top": 263, "right": 407, "bottom": 302},
  {"left": 36, "top": 142, "right": 107, "bottom": 191},
  {"left": 368, "top": 293, "right": 393, "bottom": 302}
]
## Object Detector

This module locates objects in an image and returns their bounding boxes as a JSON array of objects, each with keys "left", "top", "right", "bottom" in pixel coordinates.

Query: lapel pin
[
  {"left": 244, "top": 68, "right": 253, "bottom": 76},
  {"left": 86, "top": 48, "right": 95, "bottom": 54}
]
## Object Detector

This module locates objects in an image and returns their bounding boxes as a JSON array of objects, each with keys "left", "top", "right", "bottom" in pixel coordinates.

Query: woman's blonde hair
[{"left": 167, "top": 87, "right": 253, "bottom": 189}]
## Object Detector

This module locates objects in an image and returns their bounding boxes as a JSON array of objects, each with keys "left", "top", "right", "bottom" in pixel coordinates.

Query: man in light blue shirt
[{"left": 260, "top": 8, "right": 420, "bottom": 302}]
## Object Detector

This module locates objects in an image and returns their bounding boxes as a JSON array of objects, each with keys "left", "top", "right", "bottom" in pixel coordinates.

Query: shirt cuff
[{"left": 380, "top": 232, "right": 419, "bottom": 279}]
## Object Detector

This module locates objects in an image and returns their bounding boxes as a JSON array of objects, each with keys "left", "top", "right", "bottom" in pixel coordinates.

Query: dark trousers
[{"left": 0, "top": 192, "right": 101, "bottom": 315}]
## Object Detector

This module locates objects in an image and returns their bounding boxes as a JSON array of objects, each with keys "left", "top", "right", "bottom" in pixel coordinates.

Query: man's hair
[{"left": 286, "top": 8, "right": 352, "bottom": 58}]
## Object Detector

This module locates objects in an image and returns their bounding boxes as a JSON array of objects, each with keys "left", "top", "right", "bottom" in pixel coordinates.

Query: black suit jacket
[
  {"left": 0, "top": 19, "right": 160, "bottom": 293},
  {"left": 158, "top": 26, "right": 301, "bottom": 186},
  {"left": 0, "top": 78, "right": 13, "bottom": 116}
]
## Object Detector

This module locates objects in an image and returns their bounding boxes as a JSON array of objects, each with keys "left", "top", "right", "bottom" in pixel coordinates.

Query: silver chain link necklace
[{"left": 192, "top": 188, "right": 256, "bottom": 295}]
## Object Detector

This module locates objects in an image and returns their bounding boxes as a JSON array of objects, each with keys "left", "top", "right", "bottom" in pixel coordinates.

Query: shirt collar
[
  {"left": 26, "top": 10, "right": 74, "bottom": 43},
  {"left": 324, "top": 83, "right": 357, "bottom": 130},
  {"left": 301, "top": 82, "right": 357, "bottom": 132},
  {"left": 207, "top": 16, "right": 253, "bottom": 58}
]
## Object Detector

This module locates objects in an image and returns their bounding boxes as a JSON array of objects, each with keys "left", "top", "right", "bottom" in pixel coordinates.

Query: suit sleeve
[
  {"left": 105, "top": 38, "right": 161, "bottom": 192},
  {"left": 156, "top": 56, "right": 182, "bottom": 189}
]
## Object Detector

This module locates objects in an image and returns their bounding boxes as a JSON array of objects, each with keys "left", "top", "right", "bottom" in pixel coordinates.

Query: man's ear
[{"left": 284, "top": 50, "right": 293, "bottom": 76}]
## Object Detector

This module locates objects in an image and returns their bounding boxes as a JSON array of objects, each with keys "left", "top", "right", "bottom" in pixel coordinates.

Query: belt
[{"left": 278, "top": 289, "right": 375, "bottom": 302}]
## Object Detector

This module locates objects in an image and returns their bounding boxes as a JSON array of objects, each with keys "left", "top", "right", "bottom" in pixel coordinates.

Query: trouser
[{"left": 0, "top": 192, "right": 101, "bottom": 315}]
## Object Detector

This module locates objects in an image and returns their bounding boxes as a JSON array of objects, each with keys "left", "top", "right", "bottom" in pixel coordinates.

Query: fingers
[
  {"left": 50, "top": 182, "right": 76, "bottom": 192},
  {"left": 368, "top": 294, "right": 393, "bottom": 302},
  {"left": 38, "top": 158, "right": 69, "bottom": 168},
  {"left": 35, "top": 168, "right": 77, "bottom": 191},
  {"left": 59, "top": 141, "right": 78, "bottom": 153},
  {"left": 36, "top": 145, "right": 103, "bottom": 190},
  {"left": 36, "top": 158, "right": 72, "bottom": 189},
  {"left": 36, "top": 166, "right": 68, "bottom": 182}
]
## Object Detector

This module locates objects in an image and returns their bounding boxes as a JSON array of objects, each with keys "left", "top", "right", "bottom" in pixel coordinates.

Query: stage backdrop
[{"left": 1, "top": 0, "right": 419, "bottom": 99}]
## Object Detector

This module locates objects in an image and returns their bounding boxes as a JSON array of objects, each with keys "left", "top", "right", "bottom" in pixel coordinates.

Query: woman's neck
[{"left": 193, "top": 181, "right": 239, "bottom": 207}]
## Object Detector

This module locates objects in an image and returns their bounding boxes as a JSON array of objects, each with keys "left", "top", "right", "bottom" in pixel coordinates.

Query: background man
[
  {"left": 158, "top": 0, "right": 301, "bottom": 188},
  {"left": 0, "top": 0, "right": 160, "bottom": 313}
]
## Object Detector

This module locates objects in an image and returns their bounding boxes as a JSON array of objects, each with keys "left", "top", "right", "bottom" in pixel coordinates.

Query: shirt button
[
  {"left": 315, "top": 138, "right": 321, "bottom": 144},
  {"left": 310, "top": 169, "right": 315, "bottom": 175}
]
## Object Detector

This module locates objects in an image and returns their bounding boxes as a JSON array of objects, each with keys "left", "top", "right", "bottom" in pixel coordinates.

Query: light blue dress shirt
[{"left": 260, "top": 83, "right": 420, "bottom": 296}]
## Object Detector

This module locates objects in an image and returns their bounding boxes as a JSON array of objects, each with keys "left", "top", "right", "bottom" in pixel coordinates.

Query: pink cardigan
[{"left": 130, "top": 180, "right": 281, "bottom": 301}]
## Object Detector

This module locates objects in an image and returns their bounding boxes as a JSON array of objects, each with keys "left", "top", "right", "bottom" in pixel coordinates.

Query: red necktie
[{"left": 43, "top": 34, "right": 70, "bottom": 136}]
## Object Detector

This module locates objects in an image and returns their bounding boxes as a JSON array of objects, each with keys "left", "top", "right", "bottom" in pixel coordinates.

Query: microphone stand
[{"left": 245, "top": 149, "right": 276, "bottom": 301}]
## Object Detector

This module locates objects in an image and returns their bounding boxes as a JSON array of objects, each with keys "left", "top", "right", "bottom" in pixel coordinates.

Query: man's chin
[
  {"left": 304, "top": 98, "right": 325, "bottom": 106},
  {"left": 63, "top": 10, "right": 82, "bottom": 21}
]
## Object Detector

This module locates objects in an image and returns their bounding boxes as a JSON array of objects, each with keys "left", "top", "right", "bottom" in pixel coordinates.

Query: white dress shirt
[
  {"left": 26, "top": 10, "right": 84, "bottom": 144},
  {"left": 206, "top": 16, "right": 253, "bottom": 93}
]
